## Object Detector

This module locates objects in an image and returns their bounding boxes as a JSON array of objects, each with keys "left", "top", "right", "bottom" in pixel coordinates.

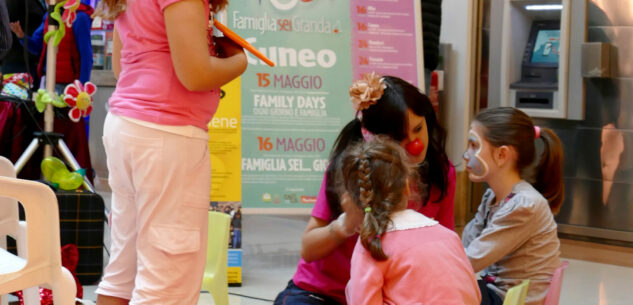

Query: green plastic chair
[
  {"left": 201, "top": 211, "right": 231, "bottom": 305},
  {"left": 502, "top": 280, "right": 530, "bottom": 305}
]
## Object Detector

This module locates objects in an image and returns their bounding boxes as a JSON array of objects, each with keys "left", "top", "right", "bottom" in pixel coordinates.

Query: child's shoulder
[
  {"left": 395, "top": 221, "right": 460, "bottom": 245},
  {"left": 501, "top": 181, "right": 550, "bottom": 213}
]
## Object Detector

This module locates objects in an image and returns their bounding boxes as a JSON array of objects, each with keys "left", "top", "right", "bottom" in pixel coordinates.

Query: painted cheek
[
  {"left": 463, "top": 149, "right": 483, "bottom": 175},
  {"left": 468, "top": 156, "right": 485, "bottom": 176}
]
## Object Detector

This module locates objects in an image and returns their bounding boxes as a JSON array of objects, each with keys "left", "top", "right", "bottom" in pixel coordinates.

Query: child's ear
[{"left": 496, "top": 145, "right": 514, "bottom": 167}]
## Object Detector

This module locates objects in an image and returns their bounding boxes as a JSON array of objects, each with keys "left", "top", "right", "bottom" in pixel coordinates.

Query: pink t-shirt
[
  {"left": 109, "top": 0, "right": 221, "bottom": 130},
  {"left": 292, "top": 163, "right": 457, "bottom": 304}
]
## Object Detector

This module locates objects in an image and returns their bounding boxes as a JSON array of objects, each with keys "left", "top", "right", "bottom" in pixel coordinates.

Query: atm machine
[
  {"left": 496, "top": 1, "right": 633, "bottom": 245},
  {"left": 500, "top": 0, "right": 585, "bottom": 119},
  {"left": 511, "top": 21, "right": 561, "bottom": 109}
]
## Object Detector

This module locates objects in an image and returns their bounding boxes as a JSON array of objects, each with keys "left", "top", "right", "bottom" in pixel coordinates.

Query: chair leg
[
  {"left": 22, "top": 287, "right": 40, "bottom": 305},
  {"left": 0, "top": 293, "right": 8, "bottom": 305},
  {"left": 51, "top": 267, "right": 77, "bottom": 305}
]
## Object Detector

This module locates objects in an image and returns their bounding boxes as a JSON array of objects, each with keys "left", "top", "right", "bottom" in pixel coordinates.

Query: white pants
[{"left": 96, "top": 113, "right": 211, "bottom": 305}]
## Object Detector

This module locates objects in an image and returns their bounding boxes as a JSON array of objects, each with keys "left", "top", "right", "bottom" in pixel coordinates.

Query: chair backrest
[
  {"left": 0, "top": 157, "right": 15, "bottom": 178},
  {"left": 0, "top": 156, "right": 18, "bottom": 236},
  {"left": 542, "top": 261, "right": 570, "bottom": 305},
  {"left": 503, "top": 280, "right": 530, "bottom": 305},
  {"left": 202, "top": 211, "right": 231, "bottom": 305},
  {"left": 0, "top": 176, "right": 62, "bottom": 288}
]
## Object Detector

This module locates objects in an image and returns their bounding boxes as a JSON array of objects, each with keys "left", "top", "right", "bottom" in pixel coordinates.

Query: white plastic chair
[
  {"left": 0, "top": 156, "right": 38, "bottom": 305},
  {"left": 0, "top": 174, "right": 76, "bottom": 305}
]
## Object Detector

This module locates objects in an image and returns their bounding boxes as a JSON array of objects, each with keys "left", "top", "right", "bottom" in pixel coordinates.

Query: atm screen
[{"left": 530, "top": 29, "right": 560, "bottom": 64}]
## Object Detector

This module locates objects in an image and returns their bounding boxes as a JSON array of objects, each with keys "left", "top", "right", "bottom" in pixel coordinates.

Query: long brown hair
[
  {"left": 337, "top": 137, "right": 414, "bottom": 261},
  {"left": 94, "top": 0, "right": 229, "bottom": 20},
  {"left": 474, "top": 107, "right": 564, "bottom": 214},
  {"left": 326, "top": 75, "right": 450, "bottom": 218}
]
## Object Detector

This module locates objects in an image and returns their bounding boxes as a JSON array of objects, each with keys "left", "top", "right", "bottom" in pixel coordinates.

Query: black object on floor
[{"left": 56, "top": 189, "right": 105, "bottom": 285}]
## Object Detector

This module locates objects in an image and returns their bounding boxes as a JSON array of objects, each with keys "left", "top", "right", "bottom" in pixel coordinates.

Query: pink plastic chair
[{"left": 542, "top": 261, "right": 569, "bottom": 305}]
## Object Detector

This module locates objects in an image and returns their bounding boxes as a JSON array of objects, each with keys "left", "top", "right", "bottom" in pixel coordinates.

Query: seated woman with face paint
[
  {"left": 274, "top": 73, "right": 456, "bottom": 305},
  {"left": 462, "top": 107, "right": 564, "bottom": 305}
]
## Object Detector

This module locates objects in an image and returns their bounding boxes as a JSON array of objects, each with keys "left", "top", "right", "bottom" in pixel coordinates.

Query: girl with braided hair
[
  {"left": 275, "top": 72, "right": 456, "bottom": 305},
  {"left": 340, "top": 137, "right": 480, "bottom": 305}
]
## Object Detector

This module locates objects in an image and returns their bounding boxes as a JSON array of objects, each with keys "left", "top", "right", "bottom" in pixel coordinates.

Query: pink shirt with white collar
[{"left": 346, "top": 210, "right": 481, "bottom": 305}]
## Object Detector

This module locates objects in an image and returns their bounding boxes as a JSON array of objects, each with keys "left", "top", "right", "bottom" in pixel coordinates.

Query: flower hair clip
[{"left": 349, "top": 72, "right": 386, "bottom": 111}]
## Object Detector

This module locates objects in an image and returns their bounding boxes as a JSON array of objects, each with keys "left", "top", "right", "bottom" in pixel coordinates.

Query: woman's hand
[
  {"left": 335, "top": 193, "right": 364, "bottom": 236},
  {"left": 10, "top": 21, "right": 24, "bottom": 39}
]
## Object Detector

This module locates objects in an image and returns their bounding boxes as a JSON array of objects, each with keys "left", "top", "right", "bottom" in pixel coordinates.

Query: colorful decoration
[
  {"left": 43, "top": 1, "right": 66, "bottom": 46},
  {"left": 3, "top": 73, "right": 33, "bottom": 88},
  {"left": 41, "top": 156, "right": 84, "bottom": 191},
  {"left": 2, "top": 83, "right": 29, "bottom": 100},
  {"left": 34, "top": 89, "right": 66, "bottom": 113},
  {"left": 62, "top": 0, "right": 80, "bottom": 28},
  {"left": 63, "top": 80, "right": 96, "bottom": 122}
]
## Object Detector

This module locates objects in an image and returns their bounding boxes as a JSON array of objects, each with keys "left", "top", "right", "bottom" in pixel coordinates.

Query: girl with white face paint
[{"left": 461, "top": 107, "right": 565, "bottom": 305}]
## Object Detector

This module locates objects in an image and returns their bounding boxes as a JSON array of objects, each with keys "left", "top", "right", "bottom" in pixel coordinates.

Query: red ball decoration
[{"left": 405, "top": 139, "right": 425, "bottom": 156}]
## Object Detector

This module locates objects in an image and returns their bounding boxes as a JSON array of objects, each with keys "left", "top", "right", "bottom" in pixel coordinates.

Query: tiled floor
[
  {"left": 9, "top": 198, "right": 633, "bottom": 304},
  {"left": 79, "top": 214, "right": 633, "bottom": 305}
]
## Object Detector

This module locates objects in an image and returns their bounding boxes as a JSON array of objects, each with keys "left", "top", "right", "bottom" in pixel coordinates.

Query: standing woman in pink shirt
[
  {"left": 93, "top": 0, "right": 246, "bottom": 304},
  {"left": 340, "top": 137, "right": 480, "bottom": 305}
]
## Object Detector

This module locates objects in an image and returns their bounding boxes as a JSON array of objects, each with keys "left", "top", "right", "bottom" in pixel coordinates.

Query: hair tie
[
  {"left": 364, "top": 206, "right": 372, "bottom": 213},
  {"left": 361, "top": 127, "right": 375, "bottom": 142},
  {"left": 534, "top": 126, "right": 541, "bottom": 139}
]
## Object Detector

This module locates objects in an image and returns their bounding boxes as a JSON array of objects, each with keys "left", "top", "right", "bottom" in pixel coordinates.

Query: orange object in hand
[{"left": 213, "top": 19, "right": 275, "bottom": 67}]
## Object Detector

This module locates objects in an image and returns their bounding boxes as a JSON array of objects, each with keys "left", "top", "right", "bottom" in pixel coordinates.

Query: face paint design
[{"left": 463, "top": 130, "right": 489, "bottom": 181}]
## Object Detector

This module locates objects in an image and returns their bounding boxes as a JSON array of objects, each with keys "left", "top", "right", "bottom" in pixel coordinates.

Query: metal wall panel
[
  {"left": 588, "top": 0, "right": 633, "bottom": 27},
  {"left": 588, "top": 27, "right": 633, "bottom": 78},
  {"left": 540, "top": 0, "right": 633, "bottom": 242}
]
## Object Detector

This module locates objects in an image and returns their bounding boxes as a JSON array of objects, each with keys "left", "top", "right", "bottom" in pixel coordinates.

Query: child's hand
[
  {"left": 339, "top": 193, "right": 364, "bottom": 234},
  {"left": 214, "top": 36, "right": 245, "bottom": 58},
  {"left": 10, "top": 21, "right": 24, "bottom": 39}
]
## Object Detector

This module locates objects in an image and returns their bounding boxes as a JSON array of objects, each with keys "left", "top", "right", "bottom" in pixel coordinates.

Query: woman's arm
[
  {"left": 300, "top": 216, "right": 347, "bottom": 262},
  {"left": 10, "top": 19, "right": 44, "bottom": 55},
  {"left": 163, "top": 0, "right": 246, "bottom": 91},
  {"left": 301, "top": 194, "right": 363, "bottom": 262}
]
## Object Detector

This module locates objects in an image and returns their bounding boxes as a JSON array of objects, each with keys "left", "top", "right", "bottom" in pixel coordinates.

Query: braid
[
  {"left": 337, "top": 137, "right": 413, "bottom": 261},
  {"left": 358, "top": 155, "right": 374, "bottom": 206}
]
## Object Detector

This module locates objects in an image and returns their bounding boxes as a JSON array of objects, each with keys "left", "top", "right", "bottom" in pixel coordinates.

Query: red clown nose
[{"left": 405, "top": 139, "right": 425, "bottom": 156}]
